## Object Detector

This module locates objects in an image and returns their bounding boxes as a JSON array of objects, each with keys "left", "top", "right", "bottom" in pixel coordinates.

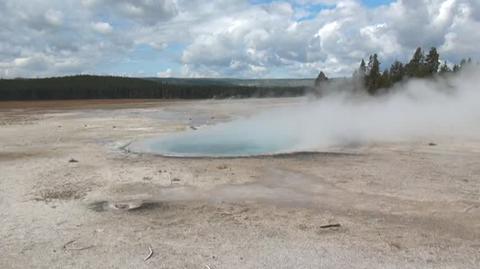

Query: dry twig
[
  {"left": 319, "top": 223, "right": 341, "bottom": 229},
  {"left": 63, "top": 239, "right": 94, "bottom": 251},
  {"left": 62, "top": 239, "right": 77, "bottom": 250},
  {"left": 66, "top": 246, "right": 94, "bottom": 251},
  {"left": 144, "top": 245, "right": 154, "bottom": 262}
]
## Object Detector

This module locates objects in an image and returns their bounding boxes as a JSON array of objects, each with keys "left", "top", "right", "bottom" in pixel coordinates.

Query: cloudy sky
[{"left": 0, "top": 0, "right": 479, "bottom": 78}]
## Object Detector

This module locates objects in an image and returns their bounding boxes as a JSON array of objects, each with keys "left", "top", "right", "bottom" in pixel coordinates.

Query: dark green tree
[
  {"left": 453, "top": 64, "right": 461, "bottom": 72},
  {"left": 459, "top": 58, "right": 473, "bottom": 70},
  {"left": 0, "top": 76, "right": 307, "bottom": 100},
  {"left": 315, "top": 71, "right": 328, "bottom": 87},
  {"left": 349, "top": 47, "right": 474, "bottom": 94},
  {"left": 406, "top": 47, "right": 425, "bottom": 77},
  {"left": 365, "top": 54, "right": 381, "bottom": 94},
  {"left": 359, "top": 59, "right": 367, "bottom": 76},
  {"left": 425, "top": 47, "right": 440, "bottom": 74},
  {"left": 353, "top": 59, "right": 367, "bottom": 78},
  {"left": 389, "top": 60, "right": 405, "bottom": 84},
  {"left": 352, "top": 59, "right": 367, "bottom": 93},
  {"left": 379, "top": 69, "right": 391, "bottom": 89},
  {"left": 439, "top": 61, "right": 451, "bottom": 73}
]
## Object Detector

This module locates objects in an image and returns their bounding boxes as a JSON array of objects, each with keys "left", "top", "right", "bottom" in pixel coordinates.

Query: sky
[{"left": 0, "top": 0, "right": 479, "bottom": 78}]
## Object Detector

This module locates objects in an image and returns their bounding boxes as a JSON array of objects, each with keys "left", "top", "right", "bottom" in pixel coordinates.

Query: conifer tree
[
  {"left": 389, "top": 60, "right": 405, "bottom": 84},
  {"left": 315, "top": 71, "right": 328, "bottom": 87},
  {"left": 352, "top": 59, "right": 367, "bottom": 92},
  {"left": 406, "top": 47, "right": 426, "bottom": 77},
  {"left": 350, "top": 46, "right": 473, "bottom": 94},
  {"left": 425, "top": 47, "right": 440, "bottom": 75},
  {"left": 379, "top": 69, "right": 391, "bottom": 89},
  {"left": 359, "top": 59, "right": 367, "bottom": 76},
  {"left": 365, "top": 54, "right": 381, "bottom": 94},
  {"left": 453, "top": 64, "right": 461, "bottom": 72},
  {"left": 439, "top": 61, "right": 451, "bottom": 73}
]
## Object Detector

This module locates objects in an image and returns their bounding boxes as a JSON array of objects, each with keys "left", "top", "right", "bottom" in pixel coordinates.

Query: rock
[
  {"left": 69, "top": 158, "right": 79, "bottom": 163},
  {"left": 217, "top": 164, "right": 228, "bottom": 170}
]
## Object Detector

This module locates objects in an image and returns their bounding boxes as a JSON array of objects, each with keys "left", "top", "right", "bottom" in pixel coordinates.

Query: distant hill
[
  {"left": 0, "top": 75, "right": 312, "bottom": 101},
  {"left": 146, "top": 77, "right": 315, "bottom": 88}
]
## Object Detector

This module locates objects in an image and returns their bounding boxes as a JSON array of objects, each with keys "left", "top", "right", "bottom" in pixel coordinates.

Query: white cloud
[
  {"left": 0, "top": 0, "right": 479, "bottom": 78},
  {"left": 92, "top": 22, "right": 113, "bottom": 34},
  {"left": 83, "top": 0, "right": 178, "bottom": 25},
  {"left": 289, "top": 0, "right": 480, "bottom": 75},
  {"left": 44, "top": 9, "right": 64, "bottom": 27},
  {"left": 157, "top": 68, "right": 173, "bottom": 77}
]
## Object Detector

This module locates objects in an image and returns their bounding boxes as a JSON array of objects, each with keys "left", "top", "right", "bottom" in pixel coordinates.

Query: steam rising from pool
[
  {"left": 129, "top": 67, "right": 480, "bottom": 157},
  {"left": 133, "top": 131, "right": 299, "bottom": 157}
]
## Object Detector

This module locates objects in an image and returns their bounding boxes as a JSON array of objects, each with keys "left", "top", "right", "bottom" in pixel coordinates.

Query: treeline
[
  {"left": 0, "top": 75, "right": 307, "bottom": 101},
  {"left": 352, "top": 47, "right": 475, "bottom": 95}
]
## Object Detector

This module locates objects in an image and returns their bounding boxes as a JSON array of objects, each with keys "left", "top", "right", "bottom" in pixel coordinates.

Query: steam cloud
[{"left": 188, "top": 67, "right": 480, "bottom": 153}]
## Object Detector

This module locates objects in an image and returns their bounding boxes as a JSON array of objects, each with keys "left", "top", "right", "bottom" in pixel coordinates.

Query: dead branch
[
  {"left": 62, "top": 239, "right": 76, "bottom": 250},
  {"left": 66, "top": 246, "right": 94, "bottom": 251},
  {"left": 144, "top": 245, "right": 153, "bottom": 262},
  {"left": 319, "top": 223, "right": 341, "bottom": 229},
  {"left": 63, "top": 239, "right": 94, "bottom": 251}
]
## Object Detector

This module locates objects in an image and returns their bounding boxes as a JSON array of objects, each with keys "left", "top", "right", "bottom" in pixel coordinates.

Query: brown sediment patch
[
  {"left": 0, "top": 99, "right": 175, "bottom": 111},
  {"left": 33, "top": 184, "right": 89, "bottom": 202},
  {"left": 0, "top": 113, "right": 40, "bottom": 126},
  {"left": 0, "top": 151, "right": 47, "bottom": 161},
  {"left": 124, "top": 149, "right": 360, "bottom": 160},
  {"left": 34, "top": 189, "right": 85, "bottom": 202},
  {"left": 265, "top": 151, "right": 360, "bottom": 159}
]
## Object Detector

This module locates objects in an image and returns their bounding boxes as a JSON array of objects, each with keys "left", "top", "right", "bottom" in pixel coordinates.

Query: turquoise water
[{"left": 133, "top": 129, "right": 299, "bottom": 157}]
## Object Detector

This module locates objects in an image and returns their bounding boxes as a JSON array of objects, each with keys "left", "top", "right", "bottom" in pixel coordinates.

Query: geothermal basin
[
  {"left": 129, "top": 125, "right": 301, "bottom": 157},
  {"left": 1, "top": 98, "right": 480, "bottom": 268}
]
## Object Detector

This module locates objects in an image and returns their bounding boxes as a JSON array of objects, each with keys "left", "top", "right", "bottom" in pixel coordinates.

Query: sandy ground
[{"left": 0, "top": 98, "right": 479, "bottom": 269}]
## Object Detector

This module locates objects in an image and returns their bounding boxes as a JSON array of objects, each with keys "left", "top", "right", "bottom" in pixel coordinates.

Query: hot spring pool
[{"left": 128, "top": 128, "right": 301, "bottom": 157}]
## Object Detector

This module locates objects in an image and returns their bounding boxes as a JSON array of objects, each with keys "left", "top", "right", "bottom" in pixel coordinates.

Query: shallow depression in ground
[{"left": 128, "top": 126, "right": 301, "bottom": 157}]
